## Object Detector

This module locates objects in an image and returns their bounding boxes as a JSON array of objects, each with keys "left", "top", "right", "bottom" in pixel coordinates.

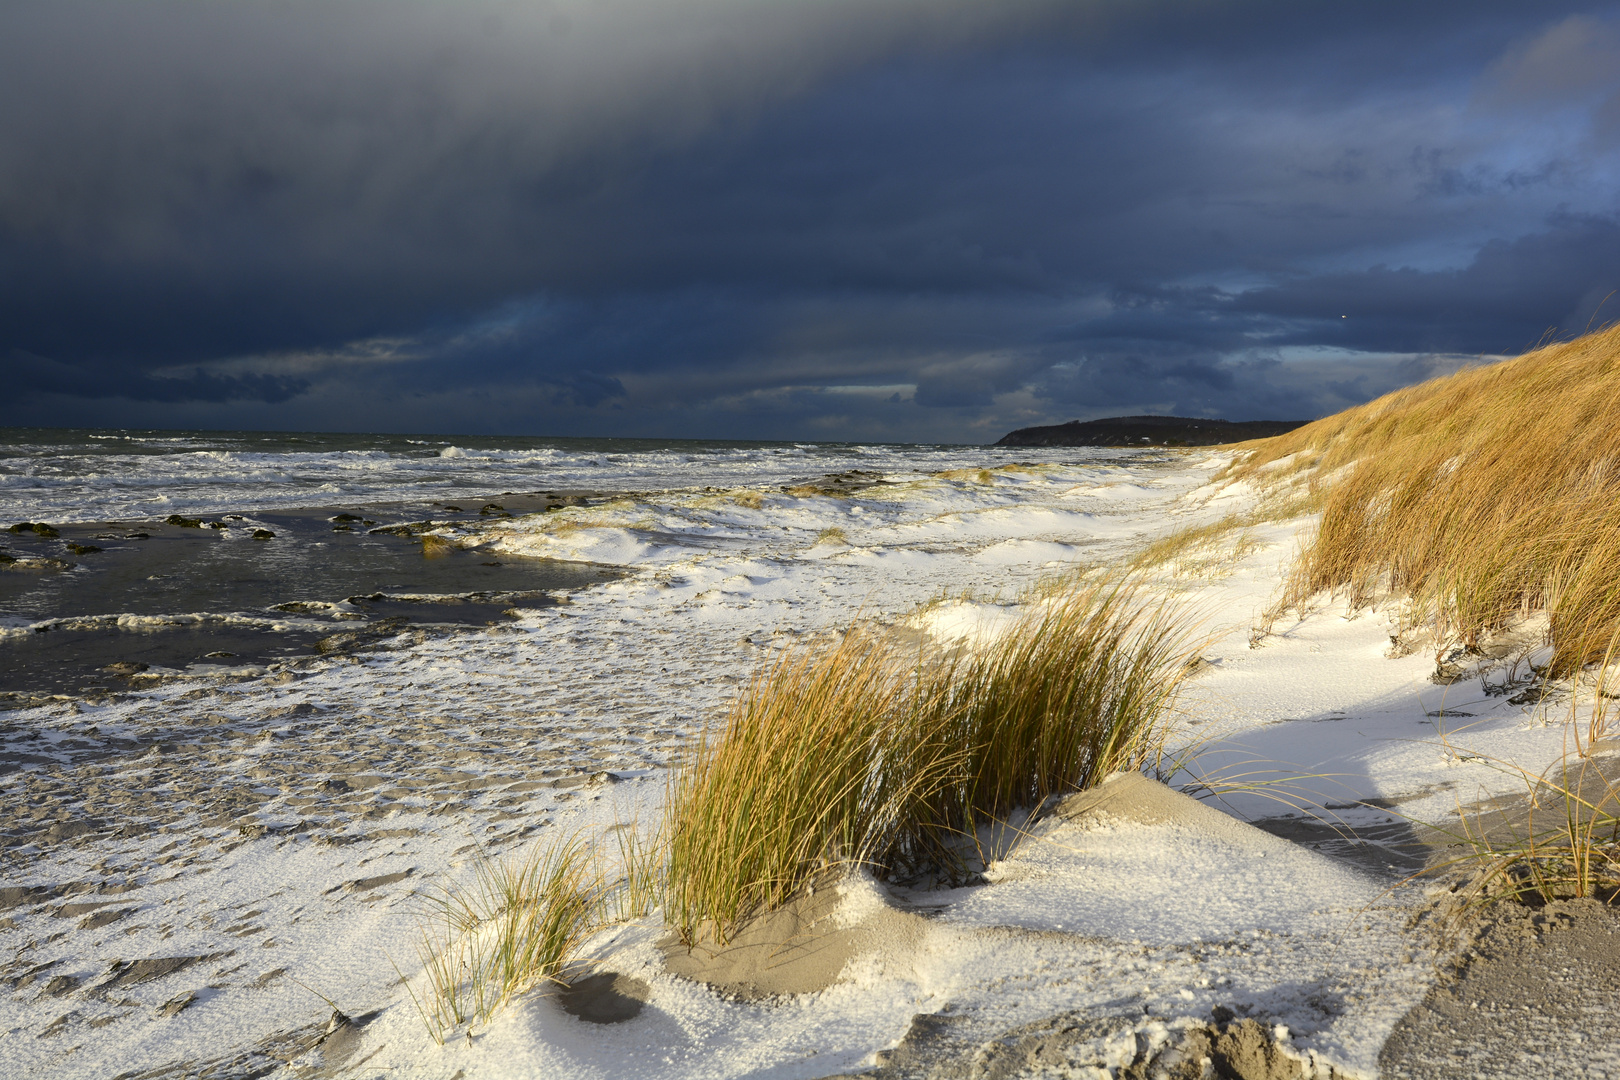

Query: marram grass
[
  {"left": 663, "top": 626, "right": 962, "bottom": 943},
  {"left": 402, "top": 835, "right": 601, "bottom": 1043},
  {"left": 409, "top": 582, "right": 1198, "bottom": 1028},
  {"left": 665, "top": 581, "right": 1197, "bottom": 943},
  {"left": 1225, "top": 321, "right": 1620, "bottom": 672}
]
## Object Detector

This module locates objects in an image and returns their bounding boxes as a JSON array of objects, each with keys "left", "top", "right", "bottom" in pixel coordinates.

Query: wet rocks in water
[
  {"left": 252, "top": 529, "right": 276, "bottom": 540},
  {"left": 368, "top": 521, "right": 437, "bottom": 536},
  {"left": 420, "top": 534, "right": 453, "bottom": 557},
  {"left": 330, "top": 512, "right": 378, "bottom": 532},
  {"left": 9, "top": 521, "right": 61, "bottom": 538},
  {"left": 1, "top": 555, "right": 75, "bottom": 572},
  {"left": 165, "top": 515, "right": 205, "bottom": 528},
  {"left": 66, "top": 543, "right": 102, "bottom": 555},
  {"left": 104, "top": 662, "right": 150, "bottom": 676},
  {"left": 313, "top": 617, "right": 409, "bottom": 655}
]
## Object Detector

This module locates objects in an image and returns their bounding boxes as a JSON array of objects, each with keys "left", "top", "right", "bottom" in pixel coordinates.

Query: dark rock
[
  {"left": 9, "top": 522, "right": 60, "bottom": 537},
  {"left": 99, "top": 952, "right": 232, "bottom": 991},
  {"left": 42, "top": 974, "right": 81, "bottom": 998},
  {"left": 251, "top": 529, "right": 276, "bottom": 540},
  {"left": 995, "top": 415, "right": 1308, "bottom": 448},
  {"left": 165, "top": 515, "right": 204, "bottom": 528},
  {"left": 66, "top": 543, "right": 102, "bottom": 555},
  {"left": 159, "top": 991, "right": 198, "bottom": 1017},
  {"left": 105, "top": 662, "right": 150, "bottom": 676},
  {"left": 560, "top": 971, "right": 651, "bottom": 1024}
]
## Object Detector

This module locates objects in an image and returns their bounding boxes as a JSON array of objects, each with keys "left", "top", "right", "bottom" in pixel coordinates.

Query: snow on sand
[{"left": 1, "top": 450, "right": 1578, "bottom": 1078}]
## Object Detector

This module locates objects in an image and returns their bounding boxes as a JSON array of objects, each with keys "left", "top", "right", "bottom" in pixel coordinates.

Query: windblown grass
[
  {"left": 664, "top": 582, "right": 1197, "bottom": 942},
  {"left": 403, "top": 836, "right": 601, "bottom": 1042},
  {"left": 1223, "top": 322, "right": 1620, "bottom": 671},
  {"left": 1434, "top": 706, "right": 1620, "bottom": 914},
  {"left": 908, "top": 584, "right": 1192, "bottom": 856},
  {"left": 1127, "top": 514, "right": 1265, "bottom": 581},
  {"left": 663, "top": 628, "right": 960, "bottom": 942}
]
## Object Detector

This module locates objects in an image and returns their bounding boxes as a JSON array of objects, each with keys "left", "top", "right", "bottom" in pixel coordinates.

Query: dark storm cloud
[
  {"left": 3, "top": 1, "right": 1619, "bottom": 438},
  {"left": 9, "top": 351, "right": 309, "bottom": 404}
]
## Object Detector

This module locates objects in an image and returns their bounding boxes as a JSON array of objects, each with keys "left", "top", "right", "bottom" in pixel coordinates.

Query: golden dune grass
[
  {"left": 1224, "top": 322, "right": 1620, "bottom": 671},
  {"left": 663, "top": 583, "right": 1196, "bottom": 942}
]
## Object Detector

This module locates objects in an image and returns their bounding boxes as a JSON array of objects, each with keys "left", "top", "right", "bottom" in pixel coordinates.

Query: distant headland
[{"left": 994, "top": 414, "right": 1308, "bottom": 447}]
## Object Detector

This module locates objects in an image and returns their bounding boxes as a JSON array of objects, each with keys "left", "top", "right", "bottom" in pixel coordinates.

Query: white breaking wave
[{"left": 0, "top": 429, "right": 1122, "bottom": 523}]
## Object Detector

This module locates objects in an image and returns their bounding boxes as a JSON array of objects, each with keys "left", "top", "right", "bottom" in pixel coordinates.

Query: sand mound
[
  {"left": 661, "top": 774, "right": 1295, "bottom": 1001},
  {"left": 1053, "top": 770, "right": 1296, "bottom": 853},
  {"left": 659, "top": 874, "right": 929, "bottom": 999}
]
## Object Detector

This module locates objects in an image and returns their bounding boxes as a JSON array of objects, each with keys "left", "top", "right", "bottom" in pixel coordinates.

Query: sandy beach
[{"left": 3, "top": 436, "right": 1614, "bottom": 1079}]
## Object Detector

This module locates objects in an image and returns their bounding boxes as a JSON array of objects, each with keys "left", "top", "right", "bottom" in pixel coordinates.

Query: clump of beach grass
[
  {"left": 814, "top": 525, "right": 849, "bottom": 547},
  {"left": 1127, "top": 514, "right": 1265, "bottom": 581},
  {"left": 1223, "top": 322, "right": 1620, "bottom": 671},
  {"left": 402, "top": 836, "right": 601, "bottom": 1042},
  {"left": 663, "top": 581, "right": 1197, "bottom": 942},
  {"left": 904, "top": 583, "right": 1195, "bottom": 868},
  {"left": 662, "top": 627, "right": 961, "bottom": 943}
]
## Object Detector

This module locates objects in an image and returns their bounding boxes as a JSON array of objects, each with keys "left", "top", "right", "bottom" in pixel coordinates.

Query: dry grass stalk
[
  {"left": 1222, "top": 322, "right": 1620, "bottom": 670},
  {"left": 1445, "top": 752, "right": 1620, "bottom": 911}
]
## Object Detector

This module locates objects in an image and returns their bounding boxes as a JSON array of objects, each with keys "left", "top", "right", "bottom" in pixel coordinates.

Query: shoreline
[{"left": 3, "top": 449, "right": 1613, "bottom": 1078}]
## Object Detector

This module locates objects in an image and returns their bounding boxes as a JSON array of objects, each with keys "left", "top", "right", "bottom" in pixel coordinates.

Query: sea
[
  {"left": 0, "top": 427, "right": 1031, "bottom": 524},
  {"left": 0, "top": 426, "right": 1115, "bottom": 697}
]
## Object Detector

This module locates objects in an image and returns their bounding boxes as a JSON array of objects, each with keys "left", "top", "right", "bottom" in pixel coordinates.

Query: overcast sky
[{"left": 4, "top": 1, "right": 1619, "bottom": 442}]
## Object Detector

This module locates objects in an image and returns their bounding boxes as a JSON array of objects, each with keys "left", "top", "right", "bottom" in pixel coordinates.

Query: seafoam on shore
[{"left": 0, "top": 445, "right": 1586, "bottom": 1078}]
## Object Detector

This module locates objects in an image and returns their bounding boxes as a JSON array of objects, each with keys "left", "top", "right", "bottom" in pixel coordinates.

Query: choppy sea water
[
  {"left": 1, "top": 426, "right": 1065, "bottom": 523},
  {"left": 0, "top": 426, "right": 1126, "bottom": 695}
]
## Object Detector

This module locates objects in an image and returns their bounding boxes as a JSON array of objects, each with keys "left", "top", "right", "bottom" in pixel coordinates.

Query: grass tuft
[
  {"left": 404, "top": 836, "right": 601, "bottom": 1042},
  {"left": 663, "top": 627, "right": 959, "bottom": 942},
  {"left": 664, "top": 582, "right": 1196, "bottom": 941}
]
